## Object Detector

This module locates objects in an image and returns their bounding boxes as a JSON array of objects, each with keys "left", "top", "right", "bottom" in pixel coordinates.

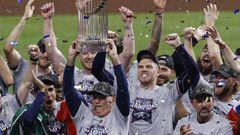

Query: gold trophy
[{"left": 76, "top": 0, "right": 108, "bottom": 52}]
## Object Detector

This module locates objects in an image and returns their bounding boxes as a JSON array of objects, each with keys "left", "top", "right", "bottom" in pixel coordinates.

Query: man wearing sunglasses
[{"left": 173, "top": 82, "right": 233, "bottom": 135}]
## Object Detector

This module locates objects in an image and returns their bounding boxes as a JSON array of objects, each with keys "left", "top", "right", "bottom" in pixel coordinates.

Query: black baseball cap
[
  {"left": 189, "top": 82, "right": 214, "bottom": 99},
  {"left": 37, "top": 39, "right": 46, "bottom": 53},
  {"left": 137, "top": 50, "right": 159, "bottom": 68},
  {"left": 211, "top": 64, "right": 237, "bottom": 78},
  {"left": 33, "top": 73, "right": 59, "bottom": 92},
  {"left": 157, "top": 54, "right": 174, "bottom": 70},
  {"left": 88, "top": 82, "right": 116, "bottom": 96}
]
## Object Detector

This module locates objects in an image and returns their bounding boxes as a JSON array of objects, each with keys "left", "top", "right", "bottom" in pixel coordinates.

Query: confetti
[
  {"left": 83, "top": 16, "right": 89, "bottom": 19},
  {"left": 233, "top": 9, "right": 240, "bottom": 14},
  {"left": 10, "top": 41, "right": 18, "bottom": 46},
  {"left": 17, "top": 0, "right": 22, "bottom": 4},
  {"left": 62, "top": 40, "right": 68, "bottom": 43},
  {"left": 0, "top": 37, "right": 4, "bottom": 41},
  {"left": 146, "top": 20, "right": 151, "bottom": 25}
]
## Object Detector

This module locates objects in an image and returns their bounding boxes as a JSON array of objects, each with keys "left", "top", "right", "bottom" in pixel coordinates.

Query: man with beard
[
  {"left": 173, "top": 82, "right": 233, "bottom": 135},
  {"left": 156, "top": 55, "right": 175, "bottom": 86},
  {"left": 210, "top": 64, "right": 240, "bottom": 134},
  {"left": 3, "top": 0, "right": 65, "bottom": 93},
  {"left": 11, "top": 73, "right": 67, "bottom": 134}
]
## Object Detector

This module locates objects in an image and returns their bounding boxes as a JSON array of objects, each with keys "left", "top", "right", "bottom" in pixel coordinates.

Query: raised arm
[
  {"left": 183, "top": 27, "right": 197, "bottom": 61},
  {"left": 107, "top": 39, "right": 130, "bottom": 116},
  {"left": 16, "top": 45, "right": 39, "bottom": 105},
  {"left": 91, "top": 52, "right": 114, "bottom": 86},
  {"left": 204, "top": 3, "right": 223, "bottom": 69},
  {"left": 165, "top": 33, "right": 200, "bottom": 93},
  {"left": 206, "top": 26, "right": 240, "bottom": 73},
  {"left": 41, "top": 2, "right": 65, "bottom": 74},
  {"left": 147, "top": 0, "right": 167, "bottom": 55},
  {"left": 63, "top": 41, "right": 88, "bottom": 117},
  {"left": 0, "top": 55, "right": 14, "bottom": 87},
  {"left": 22, "top": 70, "right": 46, "bottom": 127},
  {"left": 3, "top": 0, "right": 35, "bottom": 69},
  {"left": 118, "top": 6, "right": 135, "bottom": 73}
]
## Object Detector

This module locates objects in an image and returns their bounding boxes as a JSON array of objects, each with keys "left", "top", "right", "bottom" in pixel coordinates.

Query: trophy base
[{"left": 77, "top": 41, "right": 107, "bottom": 52}]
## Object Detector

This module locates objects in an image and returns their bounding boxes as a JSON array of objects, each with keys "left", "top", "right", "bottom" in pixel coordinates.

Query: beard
[
  {"left": 197, "top": 58, "right": 213, "bottom": 75},
  {"left": 215, "top": 83, "right": 231, "bottom": 98}
]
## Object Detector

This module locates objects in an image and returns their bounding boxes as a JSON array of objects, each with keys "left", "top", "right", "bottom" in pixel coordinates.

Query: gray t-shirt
[
  {"left": 12, "top": 58, "right": 29, "bottom": 93},
  {"left": 0, "top": 94, "right": 20, "bottom": 134},
  {"left": 172, "top": 113, "right": 233, "bottom": 135},
  {"left": 73, "top": 60, "right": 115, "bottom": 102},
  {"left": 127, "top": 62, "right": 181, "bottom": 135},
  {"left": 72, "top": 103, "right": 129, "bottom": 135}
]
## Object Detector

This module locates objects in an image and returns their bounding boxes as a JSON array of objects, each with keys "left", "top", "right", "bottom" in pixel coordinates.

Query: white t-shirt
[
  {"left": 72, "top": 103, "right": 129, "bottom": 135},
  {"left": 0, "top": 94, "right": 20, "bottom": 134},
  {"left": 172, "top": 113, "right": 233, "bottom": 135},
  {"left": 127, "top": 62, "right": 181, "bottom": 135}
]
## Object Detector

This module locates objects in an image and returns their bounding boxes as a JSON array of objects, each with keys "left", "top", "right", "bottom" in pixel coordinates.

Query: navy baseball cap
[
  {"left": 137, "top": 50, "right": 160, "bottom": 68},
  {"left": 157, "top": 54, "right": 174, "bottom": 70},
  {"left": 33, "top": 73, "right": 59, "bottom": 92},
  {"left": 211, "top": 64, "right": 237, "bottom": 78},
  {"left": 37, "top": 39, "right": 46, "bottom": 53}
]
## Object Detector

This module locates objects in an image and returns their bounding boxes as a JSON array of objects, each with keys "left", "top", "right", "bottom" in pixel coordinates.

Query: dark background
[{"left": 0, "top": 0, "right": 239, "bottom": 15}]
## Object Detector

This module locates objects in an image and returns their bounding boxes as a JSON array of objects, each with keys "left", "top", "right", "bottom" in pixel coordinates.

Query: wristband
[
  {"left": 30, "top": 56, "right": 39, "bottom": 62},
  {"left": 43, "top": 35, "right": 50, "bottom": 39}
]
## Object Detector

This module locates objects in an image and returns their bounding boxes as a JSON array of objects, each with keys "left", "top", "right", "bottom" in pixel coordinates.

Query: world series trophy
[{"left": 76, "top": 0, "right": 108, "bottom": 52}]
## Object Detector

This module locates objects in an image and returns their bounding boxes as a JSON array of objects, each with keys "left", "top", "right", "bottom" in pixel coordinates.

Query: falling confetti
[
  {"left": 233, "top": 9, "right": 240, "bottom": 14},
  {"left": 62, "top": 40, "right": 68, "bottom": 43},
  {"left": 116, "top": 29, "right": 122, "bottom": 33},
  {"left": 146, "top": 20, "right": 151, "bottom": 25},
  {"left": 17, "top": 0, "right": 22, "bottom": 4},
  {"left": 83, "top": 16, "right": 89, "bottom": 19},
  {"left": 0, "top": 37, "right": 4, "bottom": 41}
]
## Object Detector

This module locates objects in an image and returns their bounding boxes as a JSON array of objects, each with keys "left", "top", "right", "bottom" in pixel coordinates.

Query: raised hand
[
  {"left": 118, "top": 6, "right": 134, "bottom": 23},
  {"left": 204, "top": 3, "right": 219, "bottom": 27},
  {"left": 68, "top": 40, "right": 80, "bottom": 59},
  {"left": 205, "top": 26, "right": 221, "bottom": 41},
  {"left": 205, "top": 26, "right": 226, "bottom": 49},
  {"left": 31, "top": 70, "right": 46, "bottom": 92},
  {"left": 41, "top": 2, "right": 55, "bottom": 20},
  {"left": 23, "top": 0, "right": 35, "bottom": 20},
  {"left": 153, "top": 0, "right": 167, "bottom": 12},
  {"left": 183, "top": 27, "right": 195, "bottom": 39},
  {"left": 194, "top": 26, "right": 207, "bottom": 41},
  {"left": 106, "top": 39, "right": 118, "bottom": 58},
  {"left": 108, "top": 30, "right": 119, "bottom": 42},
  {"left": 165, "top": 33, "right": 181, "bottom": 48},
  {"left": 27, "top": 44, "right": 40, "bottom": 60}
]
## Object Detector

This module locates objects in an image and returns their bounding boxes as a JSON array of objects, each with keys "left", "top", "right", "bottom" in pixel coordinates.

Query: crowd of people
[{"left": 0, "top": 0, "right": 240, "bottom": 134}]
